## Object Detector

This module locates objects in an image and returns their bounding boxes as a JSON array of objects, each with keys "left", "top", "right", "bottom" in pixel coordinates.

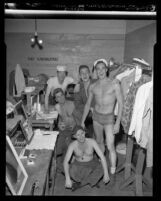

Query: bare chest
[
  {"left": 94, "top": 83, "right": 115, "bottom": 98},
  {"left": 74, "top": 143, "right": 93, "bottom": 157},
  {"left": 59, "top": 102, "right": 73, "bottom": 116}
]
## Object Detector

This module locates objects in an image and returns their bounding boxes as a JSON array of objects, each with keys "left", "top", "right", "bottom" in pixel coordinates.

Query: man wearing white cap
[
  {"left": 81, "top": 59, "right": 123, "bottom": 175},
  {"left": 45, "top": 65, "right": 74, "bottom": 112}
]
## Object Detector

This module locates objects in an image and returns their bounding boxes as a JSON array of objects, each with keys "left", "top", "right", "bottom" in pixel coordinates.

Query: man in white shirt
[{"left": 45, "top": 65, "right": 74, "bottom": 112}]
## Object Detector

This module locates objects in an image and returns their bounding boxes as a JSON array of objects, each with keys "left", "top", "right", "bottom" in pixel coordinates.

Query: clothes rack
[
  {"left": 119, "top": 147, "right": 152, "bottom": 196},
  {"left": 116, "top": 135, "right": 135, "bottom": 180}
]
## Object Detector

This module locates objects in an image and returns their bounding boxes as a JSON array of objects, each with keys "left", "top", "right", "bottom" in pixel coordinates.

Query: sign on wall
[{"left": 27, "top": 57, "right": 58, "bottom": 61}]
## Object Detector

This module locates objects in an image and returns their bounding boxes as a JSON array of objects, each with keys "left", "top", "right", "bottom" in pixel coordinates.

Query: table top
[
  {"left": 31, "top": 110, "right": 58, "bottom": 124},
  {"left": 21, "top": 149, "right": 53, "bottom": 195}
]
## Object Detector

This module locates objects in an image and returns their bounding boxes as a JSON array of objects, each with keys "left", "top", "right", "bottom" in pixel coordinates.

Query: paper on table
[
  {"left": 26, "top": 129, "right": 59, "bottom": 150},
  {"left": 36, "top": 111, "right": 58, "bottom": 120}
]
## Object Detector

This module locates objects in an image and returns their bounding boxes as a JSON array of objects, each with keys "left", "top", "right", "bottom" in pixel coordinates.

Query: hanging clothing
[
  {"left": 121, "top": 75, "right": 151, "bottom": 134},
  {"left": 14, "top": 64, "right": 26, "bottom": 96},
  {"left": 116, "top": 68, "right": 135, "bottom": 81},
  {"left": 121, "top": 69, "right": 136, "bottom": 100},
  {"left": 139, "top": 86, "right": 153, "bottom": 167},
  {"left": 128, "top": 80, "right": 153, "bottom": 143},
  {"left": 109, "top": 64, "right": 130, "bottom": 80},
  {"left": 134, "top": 66, "right": 142, "bottom": 82},
  {"left": 114, "top": 68, "right": 135, "bottom": 115}
]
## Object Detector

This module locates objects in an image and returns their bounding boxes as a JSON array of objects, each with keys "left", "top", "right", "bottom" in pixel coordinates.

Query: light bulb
[
  {"left": 31, "top": 37, "right": 35, "bottom": 43},
  {"left": 38, "top": 39, "right": 43, "bottom": 44}
]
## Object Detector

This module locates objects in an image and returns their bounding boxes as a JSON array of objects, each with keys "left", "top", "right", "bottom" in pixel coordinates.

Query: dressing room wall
[
  {"left": 124, "top": 21, "right": 156, "bottom": 68},
  {"left": 5, "top": 19, "right": 156, "bottom": 89}
]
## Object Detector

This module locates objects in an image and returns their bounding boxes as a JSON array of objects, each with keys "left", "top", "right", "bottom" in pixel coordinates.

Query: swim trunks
[{"left": 92, "top": 109, "right": 114, "bottom": 125}]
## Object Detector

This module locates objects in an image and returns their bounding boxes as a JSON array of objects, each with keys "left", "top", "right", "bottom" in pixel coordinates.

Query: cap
[
  {"left": 56, "top": 65, "right": 67, "bottom": 72},
  {"left": 93, "top": 58, "right": 108, "bottom": 68},
  {"left": 133, "top": 58, "right": 150, "bottom": 68}
]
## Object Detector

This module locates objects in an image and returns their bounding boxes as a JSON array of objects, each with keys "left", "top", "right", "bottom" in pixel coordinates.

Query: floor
[{"left": 52, "top": 150, "right": 153, "bottom": 196}]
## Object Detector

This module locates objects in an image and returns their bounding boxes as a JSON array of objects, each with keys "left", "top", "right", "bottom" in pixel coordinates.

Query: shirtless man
[
  {"left": 81, "top": 59, "right": 123, "bottom": 175},
  {"left": 53, "top": 88, "right": 76, "bottom": 165},
  {"left": 63, "top": 125, "right": 110, "bottom": 190}
]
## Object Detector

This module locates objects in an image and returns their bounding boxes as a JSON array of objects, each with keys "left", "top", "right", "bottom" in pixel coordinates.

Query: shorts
[{"left": 92, "top": 109, "right": 114, "bottom": 125}]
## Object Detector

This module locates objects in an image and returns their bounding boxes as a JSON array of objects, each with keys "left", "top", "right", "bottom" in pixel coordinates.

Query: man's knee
[{"left": 106, "top": 142, "right": 115, "bottom": 152}]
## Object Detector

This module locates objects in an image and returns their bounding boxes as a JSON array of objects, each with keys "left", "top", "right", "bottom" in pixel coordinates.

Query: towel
[{"left": 15, "top": 64, "right": 26, "bottom": 96}]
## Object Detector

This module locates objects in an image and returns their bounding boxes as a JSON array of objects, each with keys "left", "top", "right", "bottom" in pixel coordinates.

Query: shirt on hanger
[
  {"left": 121, "top": 69, "right": 136, "bottom": 100},
  {"left": 121, "top": 75, "right": 151, "bottom": 134},
  {"left": 139, "top": 86, "right": 153, "bottom": 167},
  {"left": 116, "top": 68, "right": 135, "bottom": 81},
  {"left": 128, "top": 81, "right": 153, "bottom": 143},
  {"left": 114, "top": 68, "right": 135, "bottom": 115}
]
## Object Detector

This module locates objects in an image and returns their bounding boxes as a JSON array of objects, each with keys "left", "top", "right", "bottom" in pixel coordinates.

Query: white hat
[
  {"left": 56, "top": 65, "right": 67, "bottom": 72},
  {"left": 93, "top": 58, "right": 108, "bottom": 68},
  {"left": 133, "top": 58, "right": 150, "bottom": 67}
]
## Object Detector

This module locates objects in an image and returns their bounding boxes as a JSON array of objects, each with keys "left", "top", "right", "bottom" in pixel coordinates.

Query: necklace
[{"left": 78, "top": 140, "right": 86, "bottom": 160}]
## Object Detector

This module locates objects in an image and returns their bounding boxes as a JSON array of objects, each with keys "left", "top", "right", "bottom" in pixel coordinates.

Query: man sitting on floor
[{"left": 63, "top": 125, "right": 110, "bottom": 191}]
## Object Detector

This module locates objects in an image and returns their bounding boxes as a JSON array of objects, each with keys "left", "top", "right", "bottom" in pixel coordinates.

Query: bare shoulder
[
  {"left": 55, "top": 103, "right": 60, "bottom": 112},
  {"left": 86, "top": 138, "right": 97, "bottom": 145},
  {"left": 68, "top": 140, "right": 77, "bottom": 149},
  {"left": 112, "top": 78, "right": 120, "bottom": 84},
  {"left": 55, "top": 103, "right": 59, "bottom": 109},
  {"left": 112, "top": 79, "right": 120, "bottom": 89},
  {"left": 47, "top": 76, "right": 57, "bottom": 86},
  {"left": 89, "top": 82, "right": 97, "bottom": 91},
  {"left": 48, "top": 76, "right": 56, "bottom": 82}
]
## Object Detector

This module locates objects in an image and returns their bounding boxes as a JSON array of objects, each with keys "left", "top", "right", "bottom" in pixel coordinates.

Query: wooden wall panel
[{"left": 6, "top": 33, "right": 125, "bottom": 88}]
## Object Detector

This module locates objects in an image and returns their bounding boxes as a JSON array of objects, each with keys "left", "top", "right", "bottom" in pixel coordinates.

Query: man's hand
[
  {"left": 113, "top": 122, "right": 120, "bottom": 134},
  {"left": 81, "top": 122, "right": 85, "bottom": 129},
  {"left": 103, "top": 174, "right": 110, "bottom": 184},
  {"left": 58, "top": 121, "right": 66, "bottom": 131},
  {"left": 65, "top": 177, "right": 72, "bottom": 189}
]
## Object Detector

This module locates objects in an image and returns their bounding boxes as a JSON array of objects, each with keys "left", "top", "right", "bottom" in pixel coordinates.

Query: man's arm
[
  {"left": 63, "top": 143, "right": 74, "bottom": 187},
  {"left": 92, "top": 139, "right": 109, "bottom": 182},
  {"left": 81, "top": 84, "right": 94, "bottom": 127},
  {"left": 114, "top": 80, "right": 123, "bottom": 128}
]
